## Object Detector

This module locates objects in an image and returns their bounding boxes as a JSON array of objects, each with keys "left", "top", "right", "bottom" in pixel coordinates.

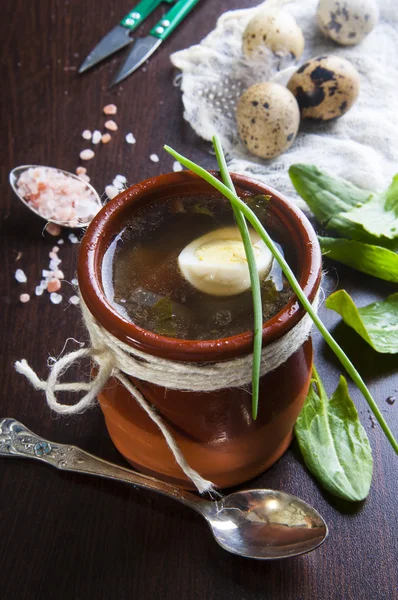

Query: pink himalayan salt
[
  {"left": 103, "top": 104, "right": 117, "bottom": 115},
  {"left": 20, "top": 293, "right": 30, "bottom": 303},
  {"left": 101, "top": 133, "right": 111, "bottom": 144},
  {"left": 46, "top": 222, "right": 62, "bottom": 236},
  {"left": 47, "top": 278, "right": 61, "bottom": 292},
  {"left": 16, "top": 167, "right": 100, "bottom": 227},
  {"left": 104, "top": 120, "right": 118, "bottom": 131},
  {"left": 76, "top": 166, "right": 87, "bottom": 175}
]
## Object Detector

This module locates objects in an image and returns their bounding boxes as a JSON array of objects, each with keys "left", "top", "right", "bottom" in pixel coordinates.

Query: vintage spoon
[
  {"left": 9, "top": 165, "right": 102, "bottom": 229},
  {"left": 0, "top": 418, "right": 328, "bottom": 560}
]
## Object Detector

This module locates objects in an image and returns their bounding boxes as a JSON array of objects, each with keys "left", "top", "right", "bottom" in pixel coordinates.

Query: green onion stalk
[{"left": 164, "top": 136, "right": 398, "bottom": 455}]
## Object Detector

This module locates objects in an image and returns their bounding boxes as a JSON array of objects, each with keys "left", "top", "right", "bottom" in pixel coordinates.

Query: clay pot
[{"left": 78, "top": 171, "right": 321, "bottom": 489}]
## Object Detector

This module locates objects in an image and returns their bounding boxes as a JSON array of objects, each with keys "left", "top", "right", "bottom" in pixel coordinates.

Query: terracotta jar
[{"left": 78, "top": 171, "right": 321, "bottom": 490}]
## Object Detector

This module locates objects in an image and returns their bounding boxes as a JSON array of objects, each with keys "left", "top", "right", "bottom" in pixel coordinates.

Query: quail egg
[
  {"left": 317, "top": 0, "right": 379, "bottom": 46},
  {"left": 243, "top": 8, "right": 305, "bottom": 59},
  {"left": 287, "top": 55, "right": 360, "bottom": 120},
  {"left": 236, "top": 82, "right": 300, "bottom": 159}
]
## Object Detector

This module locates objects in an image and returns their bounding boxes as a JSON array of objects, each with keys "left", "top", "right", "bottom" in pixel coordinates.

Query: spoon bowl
[
  {"left": 9, "top": 165, "right": 102, "bottom": 229},
  {"left": 205, "top": 489, "right": 327, "bottom": 559},
  {"left": 0, "top": 418, "right": 328, "bottom": 560}
]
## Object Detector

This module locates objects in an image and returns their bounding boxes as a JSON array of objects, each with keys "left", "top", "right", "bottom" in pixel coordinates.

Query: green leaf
[
  {"left": 329, "top": 175, "right": 398, "bottom": 248},
  {"left": 295, "top": 367, "right": 373, "bottom": 502},
  {"left": 319, "top": 236, "right": 398, "bottom": 283},
  {"left": 325, "top": 290, "right": 398, "bottom": 354},
  {"left": 289, "top": 164, "right": 371, "bottom": 224}
]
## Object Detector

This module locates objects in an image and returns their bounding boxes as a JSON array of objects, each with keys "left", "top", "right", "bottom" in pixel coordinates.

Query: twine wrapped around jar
[{"left": 15, "top": 291, "right": 319, "bottom": 494}]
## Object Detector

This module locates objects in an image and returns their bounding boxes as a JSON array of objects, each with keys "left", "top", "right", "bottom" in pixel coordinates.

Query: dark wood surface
[{"left": 1, "top": 1, "right": 397, "bottom": 599}]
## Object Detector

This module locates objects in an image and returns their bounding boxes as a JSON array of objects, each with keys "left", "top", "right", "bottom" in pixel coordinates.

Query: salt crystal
[
  {"left": 35, "top": 286, "right": 44, "bottom": 296},
  {"left": 68, "top": 233, "right": 79, "bottom": 244},
  {"left": 71, "top": 278, "right": 78, "bottom": 286},
  {"left": 46, "top": 223, "right": 62, "bottom": 237},
  {"left": 80, "top": 149, "right": 95, "bottom": 160},
  {"left": 42, "top": 269, "right": 52, "bottom": 278},
  {"left": 82, "top": 130, "right": 92, "bottom": 140},
  {"left": 49, "top": 251, "right": 57, "bottom": 259},
  {"left": 76, "top": 166, "right": 87, "bottom": 175},
  {"left": 92, "top": 130, "right": 102, "bottom": 144},
  {"left": 49, "top": 258, "right": 61, "bottom": 270},
  {"left": 103, "top": 104, "right": 117, "bottom": 115},
  {"left": 104, "top": 120, "right": 118, "bottom": 131},
  {"left": 15, "top": 269, "right": 27, "bottom": 283},
  {"left": 125, "top": 133, "right": 136, "bottom": 144},
  {"left": 47, "top": 278, "right": 61, "bottom": 292},
  {"left": 53, "top": 269, "right": 64, "bottom": 279},
  {"left": 57, "top": 239, "right": 64, "bottom": 245},
  {"left": 52, "top": 246, "right": 59, "bottom": 253},
  {"left": 105, "top": 185, "right": 119, "bottom": 200},
  {"left": 20, "top": 293, "right": 30, "bottom": 303},
  {"left": 69, "top": 295, "right": 80, "bottom": 305},
  {"left": 150, "top": 154, "right": 159, "bottom": 163},
  {"left": 112, "top": 178, "right": 124, "bottom": 190},
  {"left": 173, "top": 161, "right": 183, "bottom": 172},
  {"left": 101, "top": 133, "right": 111, "bottom": 144},
  {"left": 50, "top": 292, "right": 62, "bottom": 304},
  {"left": 115, "top": 174, "right": 127, "bottom": 184}
]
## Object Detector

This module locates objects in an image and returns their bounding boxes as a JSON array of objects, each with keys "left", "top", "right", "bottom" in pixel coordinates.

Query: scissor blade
[
  {"left": 110, "top": 36, "right": 162, "bottom": 86},
  {"left": 79, "top": 25, "right": 133, "bottom": 74}
]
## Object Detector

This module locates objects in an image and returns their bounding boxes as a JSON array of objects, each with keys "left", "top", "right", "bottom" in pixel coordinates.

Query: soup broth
[{"left": 102, "top": 193, "right": 294, "bottom": 340}]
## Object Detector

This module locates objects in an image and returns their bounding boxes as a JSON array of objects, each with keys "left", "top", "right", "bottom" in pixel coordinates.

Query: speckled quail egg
[
  {"left": 317, "top": 0, "right": 379, "bottom": 46},
  {"left": 236, "top": 82, "right": 300, "bottom": 159},
  {"left": 178, "top": 227, "right": 273, "bottom": 296},
  {"left": 287, "top": 55, "right": 360, "bottom": 121},
  {"left": 243, "top": 8, "right": 305, "bottom": 59}
]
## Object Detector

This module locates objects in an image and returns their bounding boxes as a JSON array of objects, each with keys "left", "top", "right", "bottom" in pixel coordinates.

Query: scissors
[{"left": 79, "top": 0, "right": 201, "bottom": 86}]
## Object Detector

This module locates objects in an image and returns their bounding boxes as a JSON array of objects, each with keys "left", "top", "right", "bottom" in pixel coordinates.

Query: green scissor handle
[
  {"left": 120, "top": 0, "right": 174, "bottom": 31},
  {"left": 149, "top": 0, "right": 201, "bottom": 40}
]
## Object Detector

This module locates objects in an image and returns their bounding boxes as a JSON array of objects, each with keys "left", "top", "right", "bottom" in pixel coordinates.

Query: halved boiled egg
[{"left": 178, "top": 226, "right": 273, "bottom": 296}]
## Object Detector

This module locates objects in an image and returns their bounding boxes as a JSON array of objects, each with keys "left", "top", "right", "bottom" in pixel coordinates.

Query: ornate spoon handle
[{"left": 0, "top": 418, "right": 206, "bottom": 512}]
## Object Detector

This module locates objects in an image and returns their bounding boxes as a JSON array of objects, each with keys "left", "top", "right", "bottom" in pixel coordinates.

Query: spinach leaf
[
  {"left": 289, "top": 164, "right": 371, "bottom": 224},
  {"left": 295, "top": 367, "right": 373, "bottom": 502},
  {"left": 326, "top": 290, "right": 398, "bottom": 354},
  {"left": 289, "top": 164, "right": 398, "bottom": 249},
  {"left": 319, "top": 236, "right": 398, "bottom": 283},
  {"left": 329, "top": 175, "right": 398, "bottom": 249}
]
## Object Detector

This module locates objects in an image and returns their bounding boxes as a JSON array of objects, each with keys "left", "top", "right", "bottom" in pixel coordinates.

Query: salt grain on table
[
  {"left": 68, "top": 233, "right": 79, "bottom": 244},
  {"left": 46, "top": 223, "right": 62, "bottom": 237},
  {"left": 47, "top": 278, "right": 61, "bottom": 292},
  {"left": 105, "top": 185, "right": 119, "bottom": 200},
  {"left": 103, "top": 104, "right": 117, "bottom": 115},
  {"left": 80, "top": 149, "right": 95, "bottom": 160},
  {"left": 112, "top": 178, "right": 124, "bottom": 190},
  {"left": 35, "top": 286, "right": 44, "bottom": 296},
  {"left": 76, "top": 166, "right": 87, "bottom": 175},
  {"left": 101, "top": 133, "right": 111, "bottom": 144},
  {"left": 50, "top": 292, "right": 62, "bottom": 305},
  {"left": 105, "top": 120, "right": 118, "bottom": 131},
  {"left": 126, "top": 133, "right": 136, "bottom": 144},
  {"left": 69, "top": 295, "right": 80, "bottom": 305},
  {"left": 20, "top": 293, "right": 30, "bottom": 303},
  {"left": 82, "top": 130, "right": 92, "bottom": 140},
  {"left": 15, "top": 269, "right": 27, "bottom": 283},
  {"left": 92, "top": 130, "right": 102, "bottom": 145},
  {"left": 53, "top": 269, "right": 64, "bottom": 279},
  {"left": 173, "top": 161, "right": 183, "bottom": 172},
  {"left": 150, "top": 154, "right": 159, "bottom": 163},
  {"left": 57, "top": 239, "right": 64, "bottom": 245}
]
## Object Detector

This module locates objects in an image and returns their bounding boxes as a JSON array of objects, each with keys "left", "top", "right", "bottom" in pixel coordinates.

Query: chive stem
[
  {"left": 164, "top": 143, "right": 398, "bottom": 454},
  {"left": 212, "top": 135, "right": 263, "bottom": 420}
]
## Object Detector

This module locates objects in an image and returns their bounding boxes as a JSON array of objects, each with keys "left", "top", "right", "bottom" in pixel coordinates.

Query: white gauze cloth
[{"left": 171, "top": 0, "right": 398, "bottom": 210}]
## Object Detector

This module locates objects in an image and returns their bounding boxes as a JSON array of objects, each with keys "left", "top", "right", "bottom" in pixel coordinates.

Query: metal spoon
[
  {"left": 0, "top": 418, "right": 328, "bottom": 560},
  {"left": 9, "top": 165, "right": 102, "bottom": 229}
]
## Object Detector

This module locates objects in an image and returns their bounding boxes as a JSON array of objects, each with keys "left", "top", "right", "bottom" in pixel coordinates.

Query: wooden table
[{"left": 1, "top": 1, "right": 397, "bottom": 598}]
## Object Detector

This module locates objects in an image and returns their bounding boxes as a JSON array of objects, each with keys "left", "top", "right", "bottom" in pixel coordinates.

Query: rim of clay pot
[{"left": 78, "top": 170, "right": 322, "bottom": 363}]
